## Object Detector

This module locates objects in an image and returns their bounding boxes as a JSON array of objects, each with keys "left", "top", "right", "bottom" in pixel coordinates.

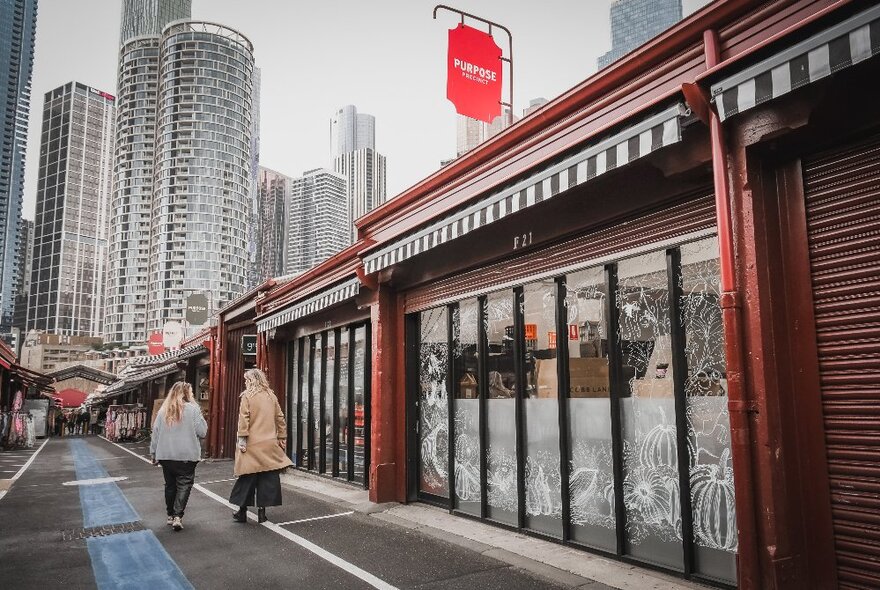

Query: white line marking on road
[
  {"left": 193, "top": 484, "right": 397, "bottom": 590},
  {"left": 197, "top": 478, "right": 237, "bottom": 485},
  {"left": 0, "top": 439, "right": 49, "bottom": 502},
  {"left": 100, "top": 436, "right": 152, "bottom": 464},
  {"left": 63, "top": 476, "right": 129, "bottom": 486},
  {"left": 275, "top": 511, "right": 355, "bottom": 526},
  {"left": 11, "top": 439, "right": 48, "bottom": 481}
]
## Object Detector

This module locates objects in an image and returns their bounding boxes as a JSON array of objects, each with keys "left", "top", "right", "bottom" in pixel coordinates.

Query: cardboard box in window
[
  {"left": 533, "top": 357, "right": 611, "bottom": 398},
  {"left": 633, "top": 377, "right": 675, "bottom": 397},
  {"left": 569, "top": 357, "right": 610, "bottom": 398},
  {"left": 459, "top": 373, "right": 478, "bottom": 399}
]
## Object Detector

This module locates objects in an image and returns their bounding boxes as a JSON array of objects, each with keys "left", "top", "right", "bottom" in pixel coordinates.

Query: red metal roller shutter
[
  {"left": 804, "top": 135, "right": 880, "bottom": 590},
  {"left": 405, "top": 191, "right": 716, "bottom": 312}
]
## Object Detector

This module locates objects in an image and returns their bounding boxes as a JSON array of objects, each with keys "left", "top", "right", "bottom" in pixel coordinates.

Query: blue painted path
[{"left": 68, "top": 439, "right": 193, "bottom": 590}]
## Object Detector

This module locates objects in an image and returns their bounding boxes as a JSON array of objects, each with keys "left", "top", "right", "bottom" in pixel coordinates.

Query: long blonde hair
[
  {"left": 161, "top": 381, "right": 194, "bottom": 425},
  {"left": 243, "top": 368, "right": 274, "bottom": 398}
]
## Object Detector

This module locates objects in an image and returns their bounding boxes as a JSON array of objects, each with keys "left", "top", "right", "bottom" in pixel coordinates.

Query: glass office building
[{"left": 28, "top": 82, "right": 115, "bottom": 337}]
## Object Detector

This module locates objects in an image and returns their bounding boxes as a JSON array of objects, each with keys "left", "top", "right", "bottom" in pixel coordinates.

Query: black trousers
[
  {"left": 160, "top": 460, "right": 197, "bottom": 517},
  {"left": 229, "top": 470, "right": 283, "bottom": 507}
]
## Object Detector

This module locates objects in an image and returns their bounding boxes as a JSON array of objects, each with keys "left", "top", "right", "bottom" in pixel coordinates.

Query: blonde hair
[
  {"left": 160, "top": 381, "right": 194, "bottom": 425},
  {"left": 243, "top": 368, "right": 274, "bottom": 398}
]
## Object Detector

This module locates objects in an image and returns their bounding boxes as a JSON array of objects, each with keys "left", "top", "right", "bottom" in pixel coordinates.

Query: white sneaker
[
  {"left": 172, "top": 516, "right": 183, "bottom": 531},
  {"left": 166, "top": 516, "right": 174, "bottom": 526}
]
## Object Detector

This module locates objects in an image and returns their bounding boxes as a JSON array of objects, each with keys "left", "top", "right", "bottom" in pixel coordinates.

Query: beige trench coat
[{"left": 233, "top": 389, "right": 293, "bottom": 476}]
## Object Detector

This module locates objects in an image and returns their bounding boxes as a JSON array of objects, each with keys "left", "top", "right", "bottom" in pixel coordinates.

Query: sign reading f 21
[{"left": 446, "top": 24, "right": 502, "bottom": 123}]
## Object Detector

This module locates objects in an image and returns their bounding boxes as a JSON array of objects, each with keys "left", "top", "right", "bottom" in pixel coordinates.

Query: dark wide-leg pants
[
  {"left": 229, "top": 470, "right": 283, "bottom": 507},
  {"left": 160, "top": 460, "right": 197, "bottom": 517}
]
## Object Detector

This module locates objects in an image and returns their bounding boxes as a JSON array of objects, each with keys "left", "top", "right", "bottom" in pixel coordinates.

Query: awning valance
[
  {"left": 126, "top": 343, "right": 208, "bottom": 370},
  {"left": 256, "top": 277, "right": 361, "bottom": 333},
  {"left": 362, "top": 103, "right": 686, "bottom": 276},
  {"left": 711, "top": 4, "right": 880, "bottom": 121}
]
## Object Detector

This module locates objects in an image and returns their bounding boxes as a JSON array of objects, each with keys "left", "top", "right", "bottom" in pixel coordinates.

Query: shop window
[
  {"left": 407, "top": 239, "right": 735, "bottom": 585},
  {"left": 522, "top": 279, "right": 563, "bottom": 537},
  {"left": 485, "top": 289, "right": 518, "bottom": 525},
  {"left": 679, "top": 238, "right": 737, "bottom": 582},
  {"left": 288, "top": 339, "right": 299, "bottom": 466},
  {"left": 338, "top": 328, "right": 350, "bottom": 476},
  {"left": 418, "top": 306, "right": 450, "bottom": 498},
  {"left": 323, "top": 331, "right": 336, "bottom": 473},
  {"left": 565, "top": 266, "right": 616, "bottom": 551},
  {"left": 298, "top": 338, "right": 312, "bottom": 467},
  {"left": 616, "top": 251, "right": 682, "bottom": 570},
  {"left": 352, "top": 325, "right": 368, "bottom": 484},
  {"left": 452, "top": 298, "right": 481, "bottom": 515},
  {"left": 311, "top": 335, "right": 322, "bottom": 471}
]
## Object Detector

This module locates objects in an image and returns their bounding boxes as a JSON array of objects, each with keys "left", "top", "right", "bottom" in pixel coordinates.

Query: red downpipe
[{"left": 704, "top": 29, "right": 761, "bottom": 589}]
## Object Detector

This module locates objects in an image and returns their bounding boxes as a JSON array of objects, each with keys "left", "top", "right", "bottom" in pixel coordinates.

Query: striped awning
[
  {"left": 363, "top": 103, "right": 686, "bottom": 275},
  {"left": 126, "top": 343, "right": 208, "bottom": 369},
  {"left": 711, "top": 4, "right": 880, "bottom": 121},
  {"left": 100, "top": 363, "right": 179, "bottom": 400},
  {"left": 256, "top": 277, "right": 361, "bottom": 333}
]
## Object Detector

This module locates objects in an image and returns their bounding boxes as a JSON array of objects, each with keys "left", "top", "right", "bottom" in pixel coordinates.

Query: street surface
[{"left": 0, "top": 437, "right": 572, "bottom": 589}]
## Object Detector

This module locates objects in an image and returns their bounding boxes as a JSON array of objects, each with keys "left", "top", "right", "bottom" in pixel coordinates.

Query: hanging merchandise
[
  {"left": 1, "top": 411, "right": 35, "bottom": 449},
  {"left": 103, "top": 405, "right": 147, "bottom": 442}
]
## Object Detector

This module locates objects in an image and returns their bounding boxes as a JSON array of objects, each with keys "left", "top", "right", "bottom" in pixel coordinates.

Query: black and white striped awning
[
  {"left": 127, "top": 344, "right": 208, "bottom": 369},
  {"left": 363, "top": 103, "right": 687, "bottom": 276},
  {"left": 256, "top": 277, "right": 361, "bottom": 333},
  {"left": 711, "top": 4, "right": 880, "bottom": 121}
]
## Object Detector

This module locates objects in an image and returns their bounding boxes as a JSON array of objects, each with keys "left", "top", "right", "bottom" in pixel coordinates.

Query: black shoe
[
  {"left": 232, "top": 507, "right": 247, "bottom": 523},
  {"left": 257, "top": 507, "right": 267, "bottom": 523}
]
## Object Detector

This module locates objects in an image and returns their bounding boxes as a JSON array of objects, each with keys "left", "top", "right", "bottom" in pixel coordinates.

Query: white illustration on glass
[
  {"left": 419, "top": 307, "right": 449, "bottom": 496},
  {"left": 680, "top": 239, "right": 738, "bottom": 554}
]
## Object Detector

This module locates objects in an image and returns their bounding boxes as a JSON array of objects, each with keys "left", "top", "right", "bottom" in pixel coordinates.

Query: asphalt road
[{"left": 0, "top": 436, "right": 568, "bottom": 589}]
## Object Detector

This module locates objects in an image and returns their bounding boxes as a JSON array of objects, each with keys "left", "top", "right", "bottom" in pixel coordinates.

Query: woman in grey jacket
[{"left": 149, "top": 381, "right": 208, "bottom": 531}]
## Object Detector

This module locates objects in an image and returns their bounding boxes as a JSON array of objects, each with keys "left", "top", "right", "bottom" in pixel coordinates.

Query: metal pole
[{"left": 433, "top": 4, "right": 514, "bottom": 126}]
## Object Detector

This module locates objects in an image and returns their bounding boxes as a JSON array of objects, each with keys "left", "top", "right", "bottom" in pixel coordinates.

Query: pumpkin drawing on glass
[{"left": 419, "top": 307, "right": 450, "bottom": 495}]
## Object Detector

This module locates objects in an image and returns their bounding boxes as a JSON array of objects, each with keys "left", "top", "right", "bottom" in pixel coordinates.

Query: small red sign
[
  {"left": 147, "top": 332, "right": 165, "bottom": 355},
  {"left": 446, "top": 24, "right": 503, "bottom": 123},
  {"left": 568, "top": 324, "right": 579, "bottom": 340},
  {"left": 548, "top": 332, "right": 557, "bottom": 350}
]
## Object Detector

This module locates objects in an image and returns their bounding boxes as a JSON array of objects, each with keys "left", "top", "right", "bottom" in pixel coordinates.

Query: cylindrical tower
[
  {"left": 105, "top": 36, "right": 161, "bottom": 344},
  {"left": 147, "top": 21, "right": 254, "bottom": 332}
]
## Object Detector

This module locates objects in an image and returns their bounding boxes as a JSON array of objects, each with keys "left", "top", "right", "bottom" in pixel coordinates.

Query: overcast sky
[{"left": 21, "top": 0, "right": 712, "bottom": 219}]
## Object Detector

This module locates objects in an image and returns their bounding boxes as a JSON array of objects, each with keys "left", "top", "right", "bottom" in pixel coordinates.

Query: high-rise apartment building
[
  {"left": 247, "top": 67, "right": 262, "bottom": 288},
  {"left": 119, "top": 0, "right": 190, "bottom": 44},
  {"left": 105, "top": 1, "right": 255, "bottom": 344},
  {"left": 0, "top": 0, "right": 37, "bottom": 337},
  {"left": 146, "top": 22, "right": 254, "bottom": 333},
  {"left": 12, "top": 217, "right": 33, "bottom": 348},
  {"left": 455, "top": 108, "right": 519, "bottom": 157},
  {"left": 257, "top": 166, "right": 291, "bottom": 281},
  {"left": 286, "top": 168, "right": 347, "bottom": 275},
  {"left": 597, "top": 0, "right": 682, "bottom": 68},
  {"left": 28, "top": 82, "right": 115, "bottom": 337},
  {"left": 106, "top": 0, "right": 191, "bottom": 345},
  {"left": 330, "top": 105, "right": 386, "bottom": 242}
]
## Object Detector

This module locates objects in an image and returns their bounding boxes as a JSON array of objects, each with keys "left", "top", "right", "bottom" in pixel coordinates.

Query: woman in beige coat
[{"left": 229, "top": 368, "right": 293, "bottom": 523}]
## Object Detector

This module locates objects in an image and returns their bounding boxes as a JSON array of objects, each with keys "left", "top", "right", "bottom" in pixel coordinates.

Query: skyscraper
[
  {"left": 455, "top": 108, "right": 519, "bottom": 158},
  {"left": 0, "top": 0, "right": 37, "bottom": 338},
  {"left": 12, "top": 217, "right": 34, "bottom": 344},
  {"left": 146, "top": 22, "right": 254, "bottom": 334},
  {"left": 286, "top": 168, "right": 347, "bottom": 275},
  {"left": 105, "top": 0, "right": 191, "bottom": 345},
  {"left": 257, "top": 166, "right": 292, "bottom": 281},
  {"left": 330, "top": 105, "right": 386, "bottom": 241},
  {"left": 597, "top": 0, "right": 683, "bottom": 68},
  {"left": 105, "top": 2, "right": 255, "bottom": 344},
  {"left": 28, "top": 82, "right": 115, "bottom": 337},
  {"left": 247, "top": 67, "right": 262, "bottom": 288},
  {"left": 119, "top": 0, "right": 190, "bottom": 45}
]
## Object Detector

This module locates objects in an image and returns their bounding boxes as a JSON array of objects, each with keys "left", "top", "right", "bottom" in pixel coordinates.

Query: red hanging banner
[{"left": 446, "top": 24, "right": 503, "bottom": 123}]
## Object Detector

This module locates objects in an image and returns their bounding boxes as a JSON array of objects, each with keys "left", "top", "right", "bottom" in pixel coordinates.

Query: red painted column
[{"left": 368, "top": 283, "right": 406, "bottom": 503}]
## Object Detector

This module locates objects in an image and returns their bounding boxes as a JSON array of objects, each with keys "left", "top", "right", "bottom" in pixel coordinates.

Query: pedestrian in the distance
[
  {"left": 229, "top": 368, "right": 292, "bottom": 523},
  {"left": 149, "top": 381, "right": 207, "bottom": 531}
]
